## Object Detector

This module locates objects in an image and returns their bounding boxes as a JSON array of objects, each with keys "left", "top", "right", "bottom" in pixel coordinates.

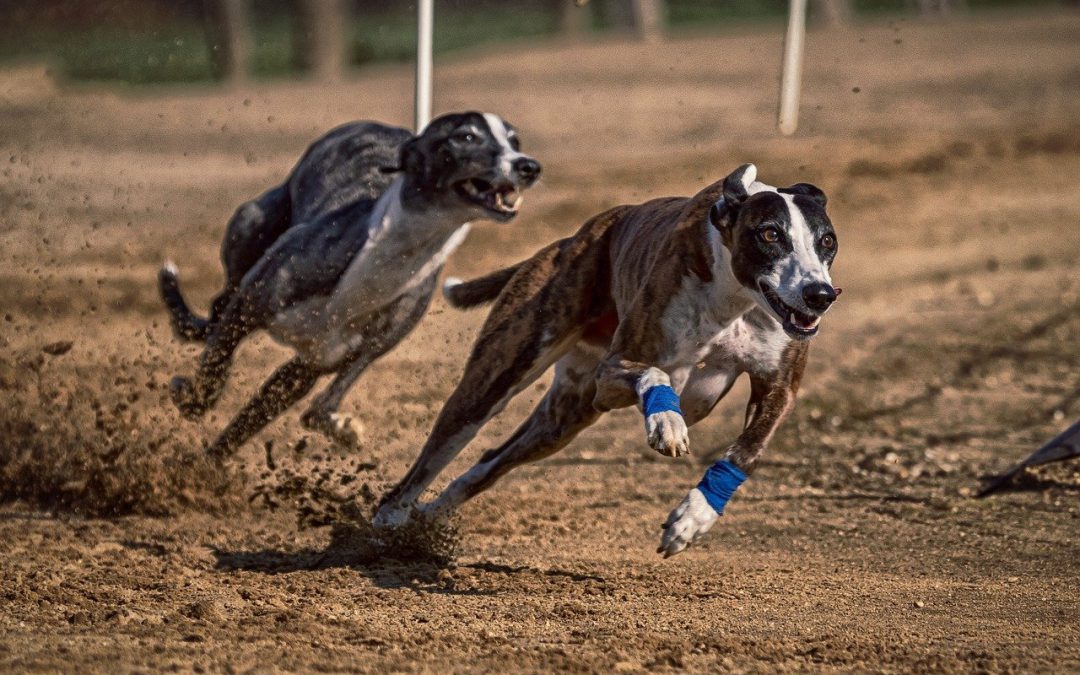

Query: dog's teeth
[{"left": 495, "top": 190, "right": 521, "bottom": 212}]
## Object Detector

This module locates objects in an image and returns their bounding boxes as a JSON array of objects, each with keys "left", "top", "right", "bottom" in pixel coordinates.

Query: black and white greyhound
[{"left": 160, "top": 112, "right": 541, "bottom": 458}]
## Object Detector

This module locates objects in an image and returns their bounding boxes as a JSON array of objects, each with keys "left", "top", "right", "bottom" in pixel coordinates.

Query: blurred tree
[
  {"left": 294, "top": 0, "right": 349, "bottom": 81},
  {"left": 203, "top": 0, "right": 252, "bottom": 82},
  {"left": 816, "top": 0, "right": 852, "bottom": 25},
  {"left": 554, "top": 0, "right": 591, "bottom": 37},
  {"left": 602, "top": 0, "right": 665, "bottom": 41},
  {"left": 631, "top": 0, "right": 664, "bottom": 42},
  {"left": 913, "top": 0, "right": 968, "bottom": 14}
]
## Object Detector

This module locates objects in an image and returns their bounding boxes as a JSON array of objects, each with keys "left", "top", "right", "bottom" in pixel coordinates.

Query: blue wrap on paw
[
  {"left": 697, "top": 460, "right": 747, "bottom": 515},
  {"left": 642, "top": 385, "right": 682, "bottom": 417}
]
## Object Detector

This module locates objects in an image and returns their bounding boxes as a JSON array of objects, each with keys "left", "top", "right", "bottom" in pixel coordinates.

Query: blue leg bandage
[
  {"left": 697, "top": 460, "right": 747, "bottom": 514},
  {"left": 642, "top": 384, "right": 682, "bottom": 416}
]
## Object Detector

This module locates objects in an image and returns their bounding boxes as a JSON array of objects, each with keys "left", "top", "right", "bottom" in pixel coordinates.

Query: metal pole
[
  {"left": 778, "top": 0, "right": 807, "bottom": 136},
  {"left": 415, "top": 0, "right": 434, "bottom": 131}
]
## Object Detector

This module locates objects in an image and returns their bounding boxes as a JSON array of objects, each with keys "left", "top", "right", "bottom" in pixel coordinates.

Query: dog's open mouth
[
  {"left": 759, "top": 282, "right": 822, "bottom": 339},
  {"left": 454, "top": 178, "right": 522, "bottom": 216}
]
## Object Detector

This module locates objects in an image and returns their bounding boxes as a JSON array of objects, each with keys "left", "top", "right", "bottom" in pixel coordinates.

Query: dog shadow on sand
[
  {"left": 210, "top": 515, "right": 605, "bottom": 592},
  {"left": 211, "top": 515, "right": 464, "bottom": 589}
]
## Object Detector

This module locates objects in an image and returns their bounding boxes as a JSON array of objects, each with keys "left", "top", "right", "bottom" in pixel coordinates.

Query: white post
[
  {"left": 415, "top": 0, "right": 434, "bottom": 132},
  {"left": 778, "top": 0, "right": 807, "bottom": 136}
]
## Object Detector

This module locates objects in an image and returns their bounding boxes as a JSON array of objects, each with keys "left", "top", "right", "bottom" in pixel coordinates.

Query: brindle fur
[{"left": 376, "top": 169, "right": 824, "bottom": 542}]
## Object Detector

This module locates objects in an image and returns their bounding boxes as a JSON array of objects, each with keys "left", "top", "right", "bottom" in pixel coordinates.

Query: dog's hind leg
[
  {"left": 299, "top": 349, "right": 379, "bottom": 449},
  {"left": 169, "top": 291, "right": 263, "bottom": 420},
  {"left": 158, "top": 186, "right": 292, "bottom": 343},
  {"left": 302, "top": 282, "right": 437, "bottom": 448},
  {"left": 424, "top": 347, "right": 602, "bottom": 518},
  {"left": 374, "top": 242, "right": 598, "bottom": 529},
  {"left": 206, "top": 356, "right": 321, "bottom": 460},
  {"left": 373, "top": 330, "right": 575, "bottom": 529},
  {"left": 220, "top": 185, "right": 293, "bottom": 291}
]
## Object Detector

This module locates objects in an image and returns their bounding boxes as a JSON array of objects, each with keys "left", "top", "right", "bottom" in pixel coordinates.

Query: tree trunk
[
  {"left": 204, "top": 0, "right": 251, "bottom": 83},
  {"left": 556, "top": 0, "right": 590, "bottom": 37},
  {"left": 604, "top": 0, "right": 663, "bottom": 41},
  {"left": 630, "top": 0, "right": 663, "bottom": 42},
  {"left": 294, "top": 0, "right": 349, "bottom": 81},
  {"left": 816, "top": 0, "right": 851, "bottom": 26}
]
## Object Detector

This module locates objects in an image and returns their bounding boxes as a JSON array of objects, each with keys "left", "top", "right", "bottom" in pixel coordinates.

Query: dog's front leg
[
  {"left": 658, "top": 343, "right": 808, "bottom": 557},
  {"left": 595, "top": 357, "right": 689, "bottom": 458}
]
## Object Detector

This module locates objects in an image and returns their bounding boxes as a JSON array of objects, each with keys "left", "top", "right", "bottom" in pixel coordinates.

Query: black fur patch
[{"left": 727, "top": 192, "right": 792, "bottom": 289}]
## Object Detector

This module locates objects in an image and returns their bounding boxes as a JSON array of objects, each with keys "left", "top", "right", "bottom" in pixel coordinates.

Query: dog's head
[
  {"left": 396, "top": 111, "right": 541, "bottom": 221},
  {"left": 709, "top": 163, "right": 840, "bottom": 340}
]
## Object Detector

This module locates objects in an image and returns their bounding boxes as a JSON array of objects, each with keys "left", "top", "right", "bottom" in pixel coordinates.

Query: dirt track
[{"left": 1, "top": 12, "right": 1079, "bottom": 673}]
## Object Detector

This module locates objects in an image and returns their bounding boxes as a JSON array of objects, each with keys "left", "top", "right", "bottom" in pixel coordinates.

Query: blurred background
[{"left": 0, "top": 0, "right": 1066, "bottom": 85}]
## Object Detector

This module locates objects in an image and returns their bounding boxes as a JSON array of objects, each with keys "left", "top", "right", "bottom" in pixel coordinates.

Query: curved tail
[
  {"left": 158, "top": 261, "right": 210, "bottom": 342},
  {"left": 442, "top": 262, "right": 523, "bottom": 309}
]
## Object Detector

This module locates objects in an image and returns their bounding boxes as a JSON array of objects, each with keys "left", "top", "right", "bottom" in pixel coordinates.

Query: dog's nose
[
  {"left": 802, "top": 282, "right": 837, "bottom": 313},
  {"left": 512, "top": 157, "right": 542, "bottom": 184}
]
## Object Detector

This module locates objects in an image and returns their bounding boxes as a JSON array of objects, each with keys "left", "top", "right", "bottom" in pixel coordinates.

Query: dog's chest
[
  {"left": 270, "top": 188, "right": 470, "bottom": 366},
  {"left": 659, "top": 279, "right": 788, "bottom": 372},
  {"left": 333, "top": 215, "right": 468, "bottom": 311}
]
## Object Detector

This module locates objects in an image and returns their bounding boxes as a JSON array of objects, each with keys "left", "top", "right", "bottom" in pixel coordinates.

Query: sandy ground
[{"left": 1, "top": 11, "right": 1079, "bottom": 673}]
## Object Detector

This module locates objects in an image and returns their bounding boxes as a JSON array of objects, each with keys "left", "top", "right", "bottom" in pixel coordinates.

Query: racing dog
[
  {"left": 374, "top": 163, "right": 840, "bottom": 557},
  {"left": 160, "top": 112, "right": 541, "bottom": 458}
]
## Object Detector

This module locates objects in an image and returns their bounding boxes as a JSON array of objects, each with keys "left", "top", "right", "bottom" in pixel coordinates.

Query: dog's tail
[
  {"left": 442, "top": 262, "right": 523, "bottom": 309},
  {"left": 158, "top": 261, "right": 210, "bottom": 341}
]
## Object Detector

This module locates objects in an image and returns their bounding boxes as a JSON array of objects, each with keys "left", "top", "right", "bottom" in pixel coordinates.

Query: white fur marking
[
  {"left": 739, "top": 163, "right": 758, "bottom": 191},
  {"left": 659, "top": 487, "right": 719, "bottom": 557},
  {"left": 483, "top": 112, "right": 525, "bottom": 176},
  {"left": 636, "top": 366, "right": 672, "bottom": 399},
  {"left": 636, "top": 367, "right": 690, "bottom": 457},
  {"left": 776, "top": 192, "right": 832, "bottom": 309}
]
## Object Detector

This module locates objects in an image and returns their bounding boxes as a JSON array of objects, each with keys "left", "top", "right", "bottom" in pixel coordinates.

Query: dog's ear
[
  {"left": 398, "top": 136, "right": 424, "bottom": 175},
  {"left": 780, "top": 182, "right": 827, "bottom": 208},
  {"left": 722, "top": 163, "right": 757, "bottom": 207},
  {"left": 708, "top": 198, "right": 729, "bottom": 231}
]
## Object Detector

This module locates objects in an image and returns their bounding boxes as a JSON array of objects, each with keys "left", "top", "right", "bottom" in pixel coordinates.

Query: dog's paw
[
  {"left": 645, "top": 410, "right": 690, "bottom": 457},
  {"left": 302, "top": 410, "right": 364, "bottom": 448},
  {"left": 169, "top": 376, "right": 208, "bottom": 420},
  {"left": 372, "top": 501, "right": 415, "bottom": 530},
  {"left": 658, "top": 488, "right": 718, "bottom": 558}
]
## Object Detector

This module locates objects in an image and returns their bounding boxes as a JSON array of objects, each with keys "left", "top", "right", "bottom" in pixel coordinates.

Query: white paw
[
  {"left": 302, "top": 410, "right": 364, "bottom": 448},
  {"left": 329, "top": 413, "right": 364, "bottom": 447},
  {"left": 645, "top": 411, "right": 690, "bottom": 457},
  {"left": 658, "top": 488, "right": 719, "bottom": 558},
  {"left": 372, "top": 502, "right": 414, "bottom": 530}
]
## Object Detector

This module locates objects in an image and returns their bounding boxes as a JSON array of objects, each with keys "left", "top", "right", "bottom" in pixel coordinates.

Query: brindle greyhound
[
  {"left": 374, "top": 163, "right": 840, "bottom": 557},
  {"left": 160, "top": 112, "right": 541, "bottom": 459}
]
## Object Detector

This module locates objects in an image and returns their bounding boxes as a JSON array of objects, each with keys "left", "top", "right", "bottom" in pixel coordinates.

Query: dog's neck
[
  {"left": 699, "top": 218, "right": 758, "bottom": 326},
  {"left": 371, "top": 175, "right": 467, "bottom": 247},
  {"left": 325, "top": 176, "right": 472, "bottom": 324}
]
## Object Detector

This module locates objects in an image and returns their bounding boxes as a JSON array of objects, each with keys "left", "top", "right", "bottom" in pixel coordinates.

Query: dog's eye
[
  {"left": 759, "top": 228, "right": 780, "bottom": 244},
  {"left": 452, "top": 131, "right": 477, "bottom": 144},
  {"left": 820, "top": 233, "right": 836, "bottom": 249}
]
